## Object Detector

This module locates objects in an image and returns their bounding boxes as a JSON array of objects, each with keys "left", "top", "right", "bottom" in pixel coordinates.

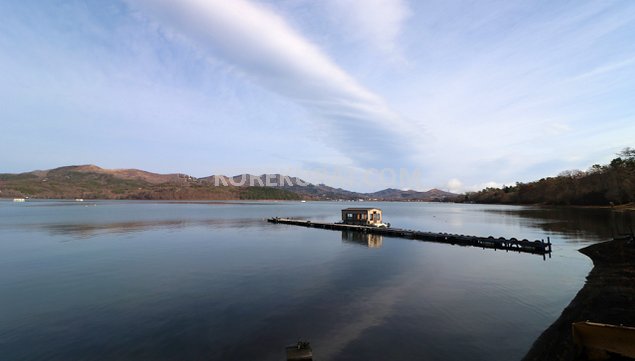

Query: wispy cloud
[
  {"left": 130, "top": 0, "right": 418, "bottom": 168},
  {"left": 393, "top": 1, "right": 635, "bottom": 189},
  {"left": 2, "top": 0, "right": 634, "bottom": 191},
  {"left": 324, "top": 0, "right": 410, "bottom": 59}
]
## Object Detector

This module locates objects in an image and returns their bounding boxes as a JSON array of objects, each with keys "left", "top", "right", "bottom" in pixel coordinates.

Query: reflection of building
[
  {"left": 341, "top": 207, "right": 383, "bottom": 226},
  {"left": 341, "top": 230, "right": 383, "bottom": 248}
]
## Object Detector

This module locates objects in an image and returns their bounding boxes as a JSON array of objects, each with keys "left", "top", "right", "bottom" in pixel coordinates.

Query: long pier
[{"left": 267, "top": 218, "right": 552, "bottom": 256}]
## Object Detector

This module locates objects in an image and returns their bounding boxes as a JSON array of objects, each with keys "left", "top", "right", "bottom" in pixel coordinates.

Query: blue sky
[{"left": 1, "top": 0, "right": 634, "bottom": 192}]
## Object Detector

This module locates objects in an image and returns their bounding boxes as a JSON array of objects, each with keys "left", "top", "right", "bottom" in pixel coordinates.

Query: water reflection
[
  {"left": 0, "top": 201, "right": 614, "bottom": 361},
  {"left": 484, "top": 207, "right": 635, "bottom": 241},
  {"left": 341, "top": 230, "right": 383, "bottom": 248},
  {"left": 40, "top": 218, "right": 263, "bottom": 239}
]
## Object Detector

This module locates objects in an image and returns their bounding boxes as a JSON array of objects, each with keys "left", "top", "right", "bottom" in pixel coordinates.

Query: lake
[{"left": 1, "top": 200, "right": 631, "bottom": 361}]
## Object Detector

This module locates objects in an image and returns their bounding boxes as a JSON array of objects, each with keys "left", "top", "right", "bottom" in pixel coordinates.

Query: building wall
[{"left": 341, "top": 209, "right": 382, "bottom": 225}]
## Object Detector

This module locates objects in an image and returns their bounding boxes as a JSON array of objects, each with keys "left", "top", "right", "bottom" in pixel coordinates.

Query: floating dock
[{"left": 267, "top": 218, "right": 552, "bottom": 256}]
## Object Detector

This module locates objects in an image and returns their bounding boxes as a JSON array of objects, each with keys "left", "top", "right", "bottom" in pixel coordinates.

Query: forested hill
[{"left": 463, "top": 148, "right": 635, "bottom": 206}]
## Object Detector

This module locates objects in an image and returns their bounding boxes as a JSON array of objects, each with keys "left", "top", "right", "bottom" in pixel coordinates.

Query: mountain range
[{"left": 0, "top": 165, "right": 458, "bottom": 201}]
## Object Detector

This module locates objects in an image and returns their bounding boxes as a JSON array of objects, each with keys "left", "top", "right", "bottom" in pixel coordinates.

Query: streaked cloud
[
  {"left": 1, "top": 0, "right": 634, "bottom": 191},
  {"left": 324, "top": 0, "right": 410, "bottom": 58},
  {"left": 130, "top": 0, "right": 418, "bottom": 168}
]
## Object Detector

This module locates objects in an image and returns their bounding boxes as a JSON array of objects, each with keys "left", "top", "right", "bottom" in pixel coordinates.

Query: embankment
[{"left": 522, "top": 238, "right": 635, "bottom": 360}]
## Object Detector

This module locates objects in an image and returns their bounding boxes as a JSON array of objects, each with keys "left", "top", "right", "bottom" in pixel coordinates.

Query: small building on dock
[{"left": 341, "top": 207, "right": 383, "bottom": 226}]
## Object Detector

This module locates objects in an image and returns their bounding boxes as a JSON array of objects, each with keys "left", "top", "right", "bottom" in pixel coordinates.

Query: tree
[
  {"left": 618, "top": 147, "right": 635, "bottom": 161},
  {"left": 610, "top": 158, "right": 624, "bottom": 168},
  {"left": 588, "top": 164, "right": 604, "bottom": 174}
]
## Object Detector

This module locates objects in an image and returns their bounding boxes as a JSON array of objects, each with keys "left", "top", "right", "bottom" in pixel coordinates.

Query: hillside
[
  {"left": 464, "top": 147, "right": 635, "bottom": 206},
  {"left": 367, "top": 188, "right": 456, "bottom": 201},
  {"left": 0, "top": 166, "right": 300, "bottom": 201},
  {"left": 0, "top": 165, "right": 457, "bottom": 201}
]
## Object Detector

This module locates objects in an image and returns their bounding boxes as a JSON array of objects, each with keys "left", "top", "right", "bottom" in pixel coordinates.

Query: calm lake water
[{"left": 1, "top": 200, "right": 632, "bottom": 361}]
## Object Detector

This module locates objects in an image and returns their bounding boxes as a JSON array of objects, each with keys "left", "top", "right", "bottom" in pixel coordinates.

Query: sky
[{"left": 1, "top": 0, "right": 634, "bottom": 192}]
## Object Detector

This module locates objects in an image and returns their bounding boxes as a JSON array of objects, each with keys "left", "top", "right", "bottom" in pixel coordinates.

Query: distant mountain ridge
[
  {"left": 38, "top": 164, "right": 194, "bottom": 184},
  {"left": 367, "top": 188, "right": 456, "bottom": 201},
  {"left": 0, "top": 165, "right": 458, "bottom": 201}
]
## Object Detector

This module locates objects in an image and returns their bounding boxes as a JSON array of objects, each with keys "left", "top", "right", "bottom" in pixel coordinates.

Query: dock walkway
[{"left": 267, "top": 218, "right": 552, "bottom": 256}]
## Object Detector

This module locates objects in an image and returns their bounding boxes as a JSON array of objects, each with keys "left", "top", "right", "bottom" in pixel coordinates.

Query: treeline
[{"left": 463, "top": 148, "right": 635, "bottom": 206}]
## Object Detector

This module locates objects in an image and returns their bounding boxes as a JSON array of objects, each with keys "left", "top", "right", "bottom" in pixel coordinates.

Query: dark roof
[{"left": 341, "top": 207, "right": 382, "bottom": 211}]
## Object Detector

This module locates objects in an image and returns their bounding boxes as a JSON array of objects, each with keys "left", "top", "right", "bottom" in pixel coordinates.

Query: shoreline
[{"left": 522, "top": 238, "right": 635, "bottom": 360}]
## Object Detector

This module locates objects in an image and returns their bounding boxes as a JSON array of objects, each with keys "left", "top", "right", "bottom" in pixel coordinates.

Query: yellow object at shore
[{"left": 572, "top": 321, "right": 635, "bottom": 360}]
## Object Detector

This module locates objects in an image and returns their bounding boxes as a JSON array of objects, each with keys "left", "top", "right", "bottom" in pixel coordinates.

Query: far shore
[{"left": 4, "top": 196, "right": 635, "bottom": 209}]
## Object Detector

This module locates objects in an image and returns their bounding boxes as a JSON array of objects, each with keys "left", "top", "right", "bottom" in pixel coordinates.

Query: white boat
[
  {"left": 75, "top": 198, "right": 84, "bottom": 202},
  {"left": 13, "top": 198, "right": 26, "bottom": 202}
]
